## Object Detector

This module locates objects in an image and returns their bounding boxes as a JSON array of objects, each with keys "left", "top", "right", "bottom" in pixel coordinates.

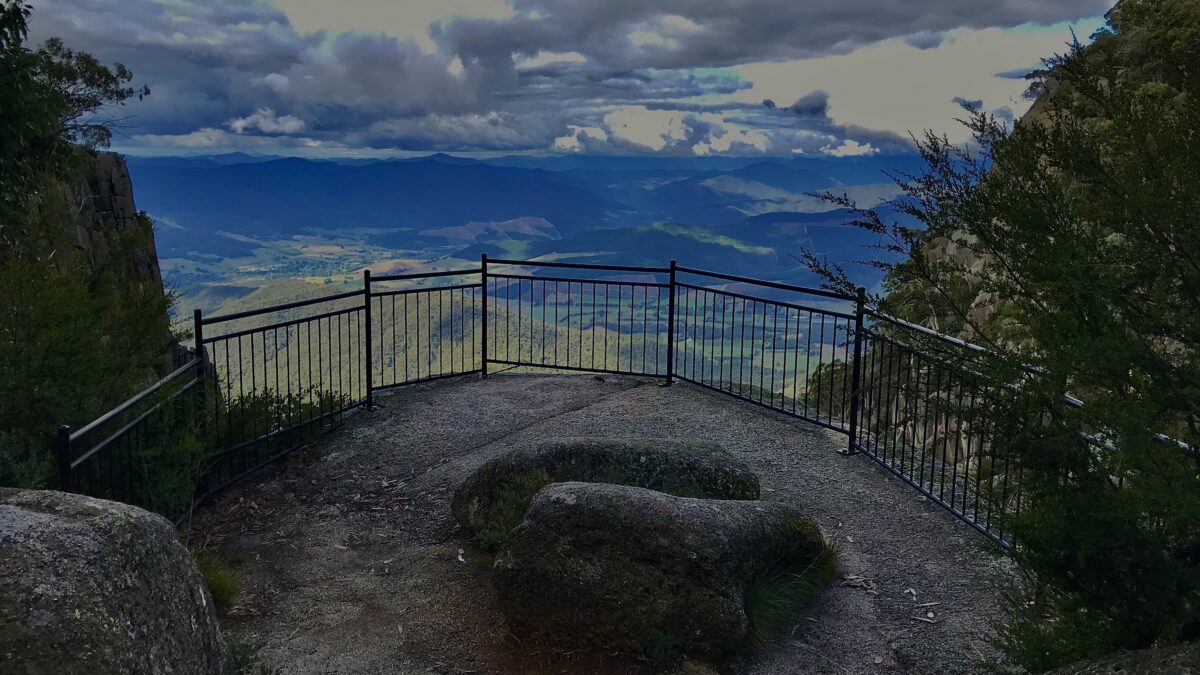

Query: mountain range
[{"left": 126, "top": 152, "right": 923, "bottom": 297}]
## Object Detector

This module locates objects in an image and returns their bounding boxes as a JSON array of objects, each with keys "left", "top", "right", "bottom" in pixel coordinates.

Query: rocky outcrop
[
  {"left": 61, "top": 152, "right": 165, "bottom": 289},
  {"left": 0, "top": 489, "right": 229, "bottom": 674},
  {"left": 452, "top": 438, "right": 760, "bottom": 544},
  {"left": 58, "top": 152, "right": 182, "bottom": 369},
  {"left": 1046, "top": 643, "right": 1200, "bottom": 674},
  {"left": 493, "top": 482, "right": 835, "bottom": 661}
]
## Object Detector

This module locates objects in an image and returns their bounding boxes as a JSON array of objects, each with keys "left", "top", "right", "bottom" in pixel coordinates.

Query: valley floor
[{"left": 192, "top": 372, "right": 1013, "bottom": 674}]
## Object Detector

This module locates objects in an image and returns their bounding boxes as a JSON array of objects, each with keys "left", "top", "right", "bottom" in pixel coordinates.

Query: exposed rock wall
[{"left": 62, "top": 151, "right": 166, "bottom": 291}]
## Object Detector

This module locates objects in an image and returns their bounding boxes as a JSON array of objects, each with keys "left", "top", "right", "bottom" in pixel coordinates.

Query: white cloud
[
  {"left": 134, "top": 127, "right": 345, "bottom": 151},
  {"left": 552, "top": 125, "right": 608, "bottom": 152},
  {"left": 516, "top": 50, "right": 587, "bottom": 70},
  {"left": 603, "top": 106, "right": 688, "bottom": 151},
  {"left": 227, "top": 108, "right": 306, "bottom": 134},
  {"left": 821, "top": 139, "right": 879, "bottom": 157}
]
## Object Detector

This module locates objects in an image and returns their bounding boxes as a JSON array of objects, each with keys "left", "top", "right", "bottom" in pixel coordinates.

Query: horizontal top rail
[
  {"left": 202, "top": 305, "right": 363, "bottom": 343},
  {"left": 866, "top": 309, "right": 1115, "bottom": 416},
  {"left": 372, "top": 267, "right": 482, "bottom": 282},
  {"left": 675, "top": 281, "right": 856, "bottom": 320},
  {"left": 488, "top": 258, "right": 670, "bottom": 274},
  {"left": 866, "top": 308, "right": 993, "bottom": 355},
  {"left": 72, "top": 376, "right": 203, "bottom": 468},
  {"left": 491, "top": 272, "right": 670, "bottom": 289},
  {"left": 203, "top": 289, "right": 365, "bottom": 325},
  {"left": 68, "top": 357, "right": 201, "bottom": 442},
  {"left": 675, "top": 265, "right": 857, "bottom": 302}
]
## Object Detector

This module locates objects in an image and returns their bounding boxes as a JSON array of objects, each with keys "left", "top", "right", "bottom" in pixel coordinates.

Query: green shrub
[
  {"left": 195, "top": 552, "right": 241, "bottom": 615},
  {"left": 475, "top": 468, "right": 552, "bottom": 549},
  {"left": 229, "top": 641, "right": 280, "bottom": 675},
  {"left": 743, "top": 518, "right": 841, "bottom": 648}
]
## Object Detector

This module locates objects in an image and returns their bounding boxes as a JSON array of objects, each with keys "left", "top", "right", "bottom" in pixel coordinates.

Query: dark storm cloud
[
  {"left": 435, "top": 0, "right": 1112, "bottom": 70},
  {"left": 787, "top": 91, "right": 831, "bottom": 117},
  {"left": 25, "top": 0, "right": 1110, "bottom": 154}
]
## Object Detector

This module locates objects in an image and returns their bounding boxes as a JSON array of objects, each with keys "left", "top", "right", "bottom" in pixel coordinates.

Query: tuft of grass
[
  {"left": 229, "top": 641, "right": 280, "bottom": 675},
  {"left": 743, "top": 519, "right": 841, "bottom": 648},
  {"left": 196, "top": 552, "right": 242, "bottom": 615},
  {"left": 475, "top": 468, "right": 552, "bottom": 549}
]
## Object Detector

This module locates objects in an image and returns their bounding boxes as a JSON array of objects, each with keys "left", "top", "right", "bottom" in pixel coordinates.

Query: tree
[
  {"left": 0, "top": 1, "right": 173, "bottom": 488},
  {"left": 803, "top": 1, "right": 1200, "bottom": 669}
]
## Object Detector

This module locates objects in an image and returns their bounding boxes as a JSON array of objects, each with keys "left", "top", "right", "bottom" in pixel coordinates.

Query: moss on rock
[{"left": 451, "top": 438, "right": 760, "bottom": 545}]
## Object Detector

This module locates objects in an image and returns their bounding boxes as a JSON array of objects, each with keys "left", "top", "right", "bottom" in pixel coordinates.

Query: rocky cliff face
[
  {"left": 62, "top": 152, "right": 165, "bottom": 291},
  {"left": 58, "top": 152, "right": 183, "bottom": 368}
]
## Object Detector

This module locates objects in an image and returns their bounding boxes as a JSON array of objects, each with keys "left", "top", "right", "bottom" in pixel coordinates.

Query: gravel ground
[{"left": 194, "top": 372, "right": 1014, "bottom": 674}]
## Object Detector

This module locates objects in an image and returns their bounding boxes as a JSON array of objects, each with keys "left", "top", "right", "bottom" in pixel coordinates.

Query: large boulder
[
  {"left": 0, "top": 489, "right": 229, "bottom": 674},
  {"left": 492, "top": 482, "right": 837, "bottom": 661},
  {"left": 452, "top": 438, "right": 760, "bottom": 544}
]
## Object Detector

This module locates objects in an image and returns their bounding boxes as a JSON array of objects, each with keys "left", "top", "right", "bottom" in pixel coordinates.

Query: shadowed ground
[{"left": 194, "top": 372, "right": 1013, "bottom": 674}]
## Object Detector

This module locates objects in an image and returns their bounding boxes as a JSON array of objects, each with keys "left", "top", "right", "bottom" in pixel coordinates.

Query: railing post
[
  {"left": 56, "top": 425, "right": 72, "bottom": 492},
  {"left": 665, "top": 259, "right": 677, "bottom": 385},
  {"left": 193, "top": 308, "right": 205, "bottom": 369},
  {"left": 480, "top": 253, "right": 488, "bottom": 379},
  {"left": 845, "top": 287, "right": 866, "bottom": 455},
  {"left": 192, "top": 308, "right": 210, "bottom": 444},
  {"left": 363, "top": 269, "right": 374, "bottom": 410}
]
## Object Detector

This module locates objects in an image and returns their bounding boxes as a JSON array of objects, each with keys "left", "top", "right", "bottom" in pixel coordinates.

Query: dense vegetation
[
  {"left": 0, "top": 1, "right": 174, "bottom": 487},
  {"left": 805, "top": 0, "right": 1200, "bottom": 669}
]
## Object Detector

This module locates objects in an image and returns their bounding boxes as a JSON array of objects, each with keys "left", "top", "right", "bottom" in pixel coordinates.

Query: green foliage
[
  {"left": 229, "top": 642, "right": 280, "bottom": 675},
  {"left": 0, "top": 1, "right": 146, "bottom": 252},
  {"left": 474, "top": 468, "right": 552, "bottom": 549},
  {"left": 802, "top": 1, "right": 1200, "bottom": 669},
  {"left": 743, "top": 518, "right": 841, "bottom": 648},
  {"left": 195, "top": 552, "right": 241, "bottom": 616},
  {"left": 805, "top": 359, "right": 851, "bottom": 419},
  {"left": 1, "top": 2, "right": 170, "bottom": 489}
]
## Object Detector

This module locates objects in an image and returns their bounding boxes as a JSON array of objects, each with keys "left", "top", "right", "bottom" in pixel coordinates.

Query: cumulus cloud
[
  {"left": 821, "top": 139, "right": 879, "bottom": 157},
  {"left": 27, "top": 0, "right": 1111, "bottom": 156},
  {"left": 228, "top": 108, "right": 305, "bottom": 134}
]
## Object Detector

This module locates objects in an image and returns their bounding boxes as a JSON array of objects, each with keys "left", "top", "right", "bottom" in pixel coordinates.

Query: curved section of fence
[
  {"left": 484, "top": 258, "right": 671, "bottom": 377},
  {"left": 853, "top": 319, "right": 1019, "bottom": 545},
  {"left": 672, "top": 267, "right": 859, "bottom": 434},
  {"left": 57, "top": 255, "right": 1023, "bottom": 546}
]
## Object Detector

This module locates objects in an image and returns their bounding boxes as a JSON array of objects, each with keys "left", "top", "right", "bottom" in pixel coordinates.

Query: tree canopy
[{"left": 805, "top": 0, "right": 1200, "bottom": 669}]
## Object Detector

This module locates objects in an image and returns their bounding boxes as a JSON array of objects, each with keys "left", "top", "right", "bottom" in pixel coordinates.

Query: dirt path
[{"left": 195, "top": 373, "right": 1013, "bottom": 674}]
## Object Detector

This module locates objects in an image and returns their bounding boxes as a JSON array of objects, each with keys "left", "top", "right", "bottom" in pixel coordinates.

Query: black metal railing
[
  {"left": 56, "top": 254, "right": 1032, "bottom": 545},
  {"left": 484, "top": 258, "right": 672, "bottom": 377},
  {"left": 853, "top": 314, "right": 1020, "bottom": 544}
]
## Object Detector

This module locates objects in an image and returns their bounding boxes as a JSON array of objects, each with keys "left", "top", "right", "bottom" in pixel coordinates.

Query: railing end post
[
  {"left": 480, "top": 253, "right": 489, "bottom": 379},
  {"left": 364, "top": 268, "right": 375, "bottom": 410},
  {"left": 665, "top": 260, "right": 678, "bottom": 385},
  {"left": 56, "top": 425, "right": 72, "bottom": 492}
]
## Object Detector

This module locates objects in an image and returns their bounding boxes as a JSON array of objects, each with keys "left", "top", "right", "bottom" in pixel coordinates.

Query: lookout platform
[{"left": 194, "top": 372, "right": 1011, "bottom": 674}]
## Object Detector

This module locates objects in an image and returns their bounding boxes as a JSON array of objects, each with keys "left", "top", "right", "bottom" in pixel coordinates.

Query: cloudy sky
[{"left": 29, "top": 0, "right": 1113, "bottom": 158}]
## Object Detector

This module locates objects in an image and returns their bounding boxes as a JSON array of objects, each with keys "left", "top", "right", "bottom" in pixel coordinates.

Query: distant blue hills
[{"left": 127, "top": 152, "right": 922, "bottom": 291}]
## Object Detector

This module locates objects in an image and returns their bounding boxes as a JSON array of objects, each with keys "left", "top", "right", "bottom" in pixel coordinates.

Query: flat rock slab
[
  {"left": 493, "top": 481, "right": 832, "bottom": 661},
  {"left": 452, "top": 437, "right": 760, "bottom": 542},
  {"left": 0, "top": 489, "right": 228, "bottom": 675}
]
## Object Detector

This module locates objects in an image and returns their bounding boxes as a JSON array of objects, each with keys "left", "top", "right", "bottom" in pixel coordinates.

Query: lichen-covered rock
[
  {"left": 0, "top": 489, "right": 229, "bottom": 674},
  {"left": 1046, "top": 643, "right": 1200, "bottom": 674},
  {"left": 493, "top": 482, "right": 833, "bottom": 661},
  {"left": 452, "top": 437, "right": 760, "bottom": 543}
]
